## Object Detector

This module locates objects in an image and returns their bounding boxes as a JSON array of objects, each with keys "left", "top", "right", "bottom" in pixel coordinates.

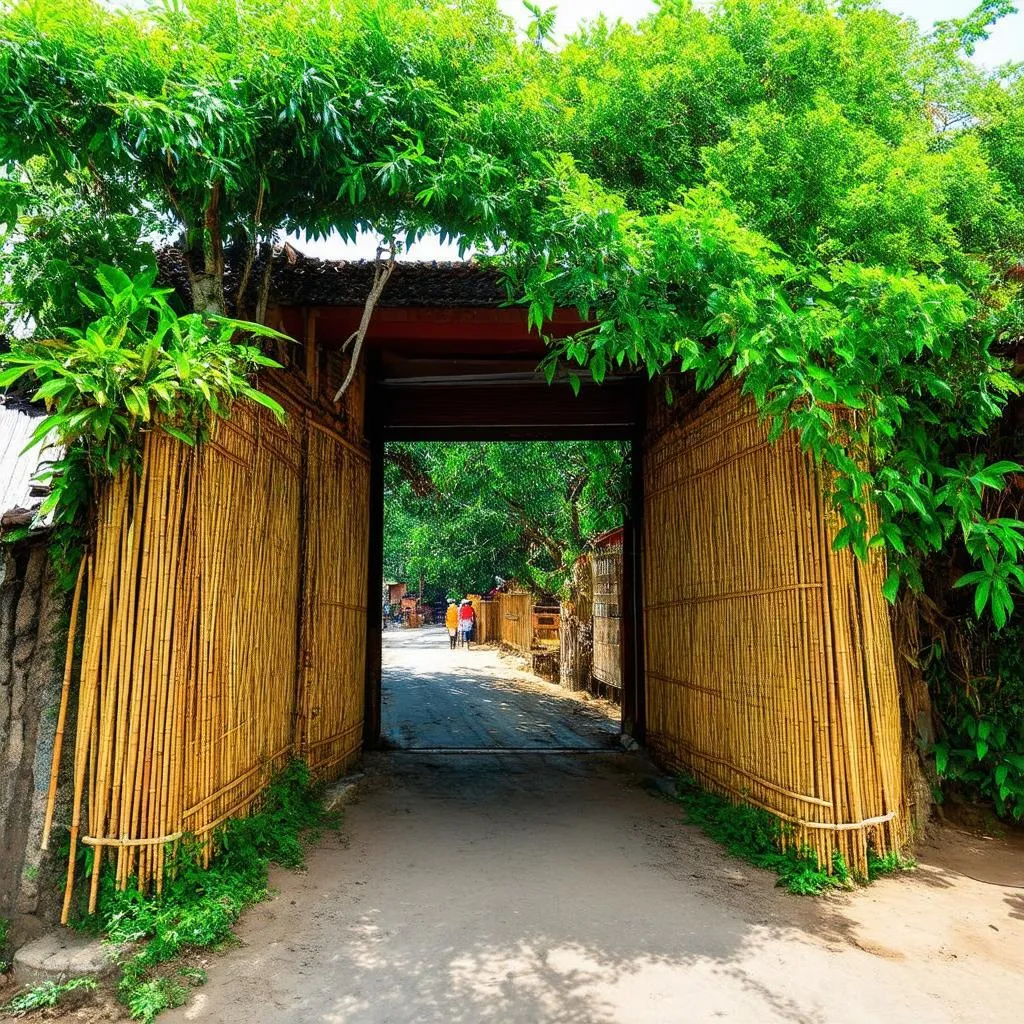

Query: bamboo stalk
[
  {"left": 41, "top": 556, "right": 86, "bottom": 851},
  {"left": 641, "top": 379, "right": 907, "bottom": 877}
]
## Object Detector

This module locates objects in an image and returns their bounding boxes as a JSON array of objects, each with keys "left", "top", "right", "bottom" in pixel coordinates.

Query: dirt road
[{"left": 165, "top": 630, "right": 1024, "bottom": 1024}]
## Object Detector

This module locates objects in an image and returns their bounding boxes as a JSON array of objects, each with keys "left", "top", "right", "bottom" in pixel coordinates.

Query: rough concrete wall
[{"left": 0, "top": 541, "right": 67, "bottom": 948}]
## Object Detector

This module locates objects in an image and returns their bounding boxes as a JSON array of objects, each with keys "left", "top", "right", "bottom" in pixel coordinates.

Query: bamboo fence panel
[
  {"left": 54, "top": 381, "right": 371, "bottom": 915},
  {"left": 177, "top": 405, "right": 302, "bottom": 864},
  {"left": 592, "top": 547, "right": 623, "bottom": 691},
  {"left": 643, "top": 379, "right": 908, "bottom": 876},
  {"left": 474, "top": 598, "right": 500, "bottom": 643},
  {"left": 294, "top": 420, "right": 370, "bottom": 780},
  {"left": 499, "top": 591, "right": 534, "bottom": 653}
]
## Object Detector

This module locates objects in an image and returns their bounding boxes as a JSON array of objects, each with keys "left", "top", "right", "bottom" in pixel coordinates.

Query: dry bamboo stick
[{"left": 41, "top": 556, "right": 87, "bottom": 851}]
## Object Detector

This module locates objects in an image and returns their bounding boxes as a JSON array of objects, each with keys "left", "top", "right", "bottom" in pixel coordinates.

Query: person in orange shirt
[{"left": 444, "top": 599, "right": 459, "bottom": 649}]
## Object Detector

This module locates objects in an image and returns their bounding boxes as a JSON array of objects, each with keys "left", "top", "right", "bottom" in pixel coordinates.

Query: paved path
[
  {"left": 167, "top": 631, "right": 1024, "bottom": 1024},
  {"left": 380, "top": 626, "right": 620, "bottom": 750}
]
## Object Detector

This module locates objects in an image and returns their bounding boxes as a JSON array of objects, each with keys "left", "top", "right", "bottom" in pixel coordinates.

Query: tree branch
[
  {"left": 497, "top": 491, "right": 566, "bottom": 569},
  {"left": 384, "top": 446, "right": 437, "bottom": 498},
  {"left": 234, "top": 180, "right": 266, "bottom": 316},
  {"left": 333, "top": 246, "right": 395, "bottom": 402}
]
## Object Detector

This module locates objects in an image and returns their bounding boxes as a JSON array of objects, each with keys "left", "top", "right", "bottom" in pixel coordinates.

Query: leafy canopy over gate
[{"left": 0, "top": 0, "right": 1022, "bottom": 623}]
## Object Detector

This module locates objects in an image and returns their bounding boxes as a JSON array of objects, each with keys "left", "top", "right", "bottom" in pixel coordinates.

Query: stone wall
[{"left": 0, "top": 540, "right": 68, "bottom": 951}]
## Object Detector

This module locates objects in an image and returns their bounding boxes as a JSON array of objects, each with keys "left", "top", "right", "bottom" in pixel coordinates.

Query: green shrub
[
  {"left": 124, "top": 978, "right": 189, "bottom": 1023},
  {"left": 674, "top": 775, "right": 847, "bottom": 895},
  {"left": 928, "top": 622, "right": 1024, "bottom": 820},
  {"left": 78, "top": 760, "right": 333, "bottom": 1021}
]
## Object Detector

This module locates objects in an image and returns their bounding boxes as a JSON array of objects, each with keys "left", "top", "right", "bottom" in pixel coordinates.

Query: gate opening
[{"left": 377, "top": 439, "right": 635, "bottom": 753}]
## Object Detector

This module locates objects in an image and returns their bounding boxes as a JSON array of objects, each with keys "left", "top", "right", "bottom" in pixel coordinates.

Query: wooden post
[
  {"left": 621, "top": 434, "right": 645, "bottom": 742},
  {"left": 363, "top": 354, "right": 385, "bottom": 748}
]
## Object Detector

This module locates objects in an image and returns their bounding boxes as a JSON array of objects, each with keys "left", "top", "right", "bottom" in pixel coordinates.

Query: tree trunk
[
  {"left": 559, "top": 556, "right": 593, "bottom": 692},
  {"left": 559, "top": 609, "right": 593, "bottom": 692},
  {"left": 188, "top": 181, "right": 226, "bottom": 316},
  {"left": 190, "top": 270, "right": 225, "bottom": 316}
]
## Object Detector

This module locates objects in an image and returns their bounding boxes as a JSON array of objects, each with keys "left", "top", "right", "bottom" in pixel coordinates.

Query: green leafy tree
[
  {"left": 501, "top": 0, "right": 1024, "bottom": 626},
  {"left": 384, "top": 441, "right": 628, "bottom": 601},
  {"left": 0, "top": 0, "right": 524, "bottom": 319}
]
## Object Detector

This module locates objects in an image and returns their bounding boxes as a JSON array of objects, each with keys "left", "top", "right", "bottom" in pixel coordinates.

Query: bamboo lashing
[
  {"left": 51, "top": 357, "right": 371, "bottom": 918},
  {"left": 643, "top": 379, "right": 909, "bottom": 876}
]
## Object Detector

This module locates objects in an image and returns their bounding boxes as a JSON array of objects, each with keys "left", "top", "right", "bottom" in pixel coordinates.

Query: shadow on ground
[{"left": 163, "top": 630, "right": 1024, "bottom": 1024}]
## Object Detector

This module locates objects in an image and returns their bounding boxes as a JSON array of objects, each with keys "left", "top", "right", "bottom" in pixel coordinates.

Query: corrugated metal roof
[{"left": 0, "top": 399, "right": 57, "bottom": 532}]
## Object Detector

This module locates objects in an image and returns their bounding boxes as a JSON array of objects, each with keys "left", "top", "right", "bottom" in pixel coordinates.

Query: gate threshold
[{"left": 381, "top": 745, "right": 628, "bottom": 755}]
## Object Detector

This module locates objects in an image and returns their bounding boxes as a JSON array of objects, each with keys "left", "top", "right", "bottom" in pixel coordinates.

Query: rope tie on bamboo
[
  {"left": 82, "top": 833, "right": 182, "bottom": 848},
  {"left": 800, "top": 812, "right": 897, "bottom": 832}
]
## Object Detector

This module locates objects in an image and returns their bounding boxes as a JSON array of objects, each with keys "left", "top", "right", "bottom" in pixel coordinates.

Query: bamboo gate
[
  {"left": 643, "top": 381, "right": 909, "bottom": 874},
  {"left": 45, "top": 365, "right": 909, "bottom": 910},
  {"left": 46, "top": 361, "right": 370, "bottom": 920}
]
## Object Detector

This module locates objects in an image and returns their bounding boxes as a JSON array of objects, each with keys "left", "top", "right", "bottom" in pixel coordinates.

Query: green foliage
[
  {"left": 0, "top": 0, "right": 524, "bottom": 318},
  {"left": 124, "top": 979, "right": 188, "bottom": 1023},
  {"left": 82, "top": 760, "right": 330, "bottom": 1021},
  {"left": 506, "top": 0, "right": 1024, "bottom": 626},
  {"left": 384, "top": 441, "right": 628, "bottom": 599},
  {"left": 1, "top": 977, "right": 98, "bottom": 1013},
  {"left": 867, "top": 849, "right": 916, "bottom": 880},
  {"left": 0, "top": 160, "right": 156, "bottom": 335},
  {"left": 0, "top": 0, "right": 1021, "bottom": 629},
  {"left": 928, "top": 623, "right": 1024, "bottom": 820},
  {"left": 674, "top": 775, "right": 848, "bottom": 895},
  {"left": 0, "top": 265, "right": 286, "bottom": 585},
  {"left": 523, "top": 1, "right": 556, "bottom": 48}
]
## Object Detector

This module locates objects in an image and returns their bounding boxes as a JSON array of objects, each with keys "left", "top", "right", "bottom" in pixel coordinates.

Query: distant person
[
  {"left": 445, "top": 599, "right": 459, "bottom": 649},
  {"left": 459, "top": 599, "right": 475, "bottom": 648}
]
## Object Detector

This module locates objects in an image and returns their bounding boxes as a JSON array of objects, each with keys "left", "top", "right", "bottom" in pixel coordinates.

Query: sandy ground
[{"left": 148, "top": 627, "right": 1024, "bottom": 1024}]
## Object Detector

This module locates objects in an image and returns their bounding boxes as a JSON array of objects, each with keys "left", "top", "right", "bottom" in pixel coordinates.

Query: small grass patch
[
  {"left": 675, "top": 775, "right": 851, "bottom": 894},
  {"left": 1, "top": 977, "right": 97, "bottom": 1014},
  {"left": 867, "top": 848, "right": 916, "bottom": 879},
  {"left": 123, "top": 977, "right": 189, "bottom": 1022},
  {"left": 74, "top": 760, "right": 335, "bottom": 1022}
]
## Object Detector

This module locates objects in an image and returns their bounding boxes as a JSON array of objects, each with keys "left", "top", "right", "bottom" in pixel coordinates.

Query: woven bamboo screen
[
  {"left": 592, "top": 546, "right": 623, "bottom": 691},
  {"left": 51, "top": 383, "right": 369, "bottom": 918},
  {"left": 643, "top": 380, "right": 908, "bottom": 875},
  {"left": 296, "top": 421, "right": 370, "bottom": 779}
]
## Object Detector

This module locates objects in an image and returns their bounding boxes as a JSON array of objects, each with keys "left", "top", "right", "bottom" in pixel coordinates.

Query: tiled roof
[
  {"left": 268, "top": 254, "right": 508, "bottom": 308},
  {"left": 157, "top": 247, "right": 509, "bottom": 310}
]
